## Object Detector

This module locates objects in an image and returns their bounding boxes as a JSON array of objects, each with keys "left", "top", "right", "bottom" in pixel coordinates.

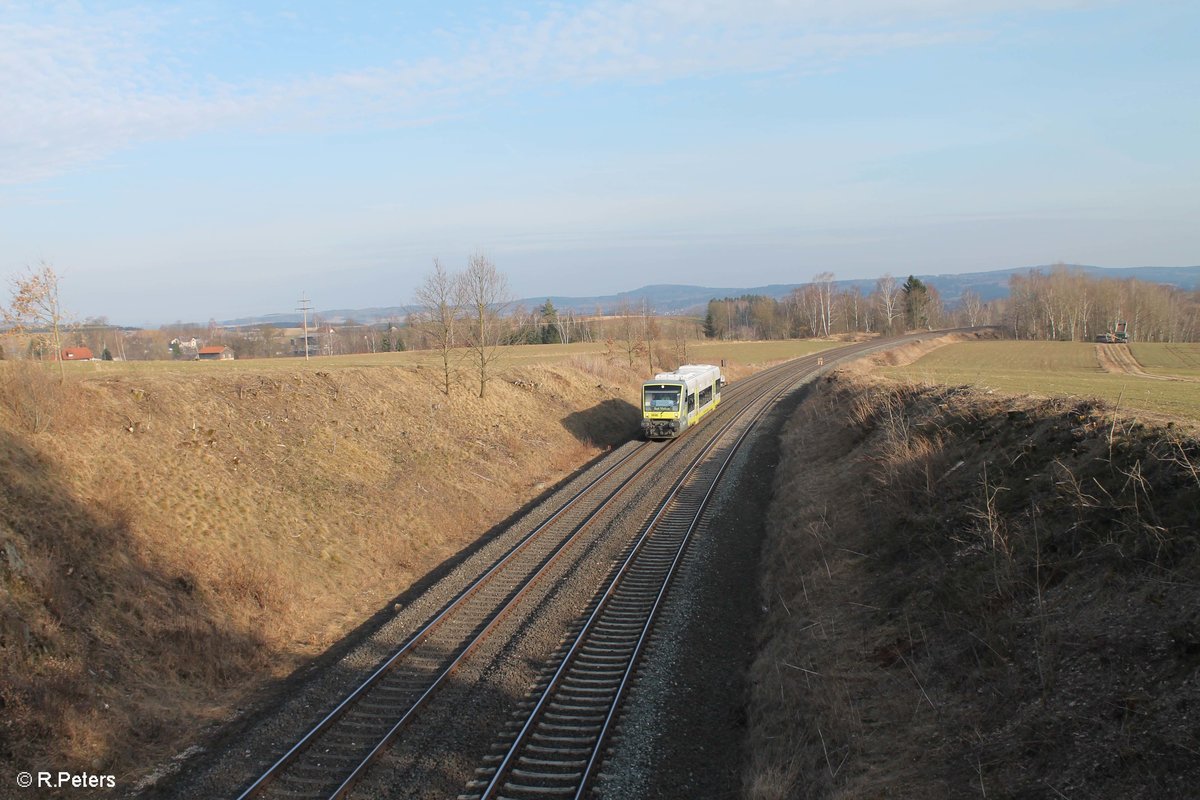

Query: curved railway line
[
  {"left": 231, "top": 334, "right": 930, "bottom": 800},
  {"left": 466, "top": 348, "right": 810, "bottom": 799}
]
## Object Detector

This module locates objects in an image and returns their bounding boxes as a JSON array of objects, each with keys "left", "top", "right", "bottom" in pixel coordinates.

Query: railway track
[
  {"left": 233, "top": 336, "right": 910, "bottom": 800},
  {"left": 235, "top": 442, "right": 668, "bottom": 800},
  {"left": 463, "top": 346, "right": 826, "bottom": 800}
]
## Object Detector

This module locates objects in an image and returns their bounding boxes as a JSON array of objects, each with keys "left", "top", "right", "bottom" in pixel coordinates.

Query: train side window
[
  {"left": 699, "top": 386, "right": 712, "bottom": 406},
  {"left": 687, "top": 393, "right": 696, "bottom": 413}
]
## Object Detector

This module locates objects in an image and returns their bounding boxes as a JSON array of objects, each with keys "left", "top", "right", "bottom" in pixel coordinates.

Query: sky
[{"left": 2, "top": 1, "right": 1198, "bottom": 326}]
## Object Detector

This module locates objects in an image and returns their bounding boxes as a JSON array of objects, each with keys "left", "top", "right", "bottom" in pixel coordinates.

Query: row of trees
[
  {"left": 1003, "top": 265, "right": 1200, "bottom": 343},
  {"left": 703, "top": 273, "right": 958, "bottom": 340},
  {"left": 702, "top": 267, "right": 1200, "bottom": 344},
  {"left": 411, "top": 254, "right": 512, "bottom": 397}
]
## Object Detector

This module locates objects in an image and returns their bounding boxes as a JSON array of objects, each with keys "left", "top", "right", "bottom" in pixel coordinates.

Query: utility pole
[
  {"left": 297, "top": 295, "right": 312, "bottom": 360},
  {"left": 641, "top": 298, "right": 654, "bottom": 375}
]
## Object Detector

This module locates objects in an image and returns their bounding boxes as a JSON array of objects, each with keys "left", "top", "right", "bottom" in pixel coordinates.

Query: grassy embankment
[
  {"left": 748, "top": 339, "right": 1200, "bottom": 798},
  {"left": 0, "top": 338, "right": 831, "bottom": 788}
]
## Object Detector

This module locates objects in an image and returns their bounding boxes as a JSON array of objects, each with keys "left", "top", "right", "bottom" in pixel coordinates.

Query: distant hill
[{"left": 220, "top": 265, "right": 1200, "bottom": 325}]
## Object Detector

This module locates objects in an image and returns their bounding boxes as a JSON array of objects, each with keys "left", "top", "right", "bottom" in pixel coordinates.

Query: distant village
[
  {"left": 0, "top": 304, "right": 628, "bottom": 363},
  {"left": 0, "top": 319, "right": 420, "bottom": 362}
]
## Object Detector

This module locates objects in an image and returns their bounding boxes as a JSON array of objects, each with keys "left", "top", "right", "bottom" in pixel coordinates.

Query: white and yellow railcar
[{"left": 640, "top": 364, "right": 725, "bottom": 439}]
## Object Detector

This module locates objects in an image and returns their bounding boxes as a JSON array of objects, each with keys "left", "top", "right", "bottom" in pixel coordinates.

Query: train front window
[{"left": 644, "top": 388, "right": 681, "bottom": 412}]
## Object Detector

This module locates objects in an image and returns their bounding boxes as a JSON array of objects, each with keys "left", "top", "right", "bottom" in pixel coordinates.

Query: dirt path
[{"left": 1095, "top": 343, "right": 1200, "bottom": 381}]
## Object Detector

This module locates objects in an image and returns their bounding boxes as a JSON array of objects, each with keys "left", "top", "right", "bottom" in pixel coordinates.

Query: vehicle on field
[
  {"left": 1096, "top": 320, "right": 1130, "bottom": 344},
  {"left": 641, "top": 364, "right": 725, "bottom": 439}
]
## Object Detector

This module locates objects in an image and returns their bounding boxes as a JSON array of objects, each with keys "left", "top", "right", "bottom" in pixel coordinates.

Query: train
[{"left": 640, "top": 364, "right": 725, "bottom": 439}]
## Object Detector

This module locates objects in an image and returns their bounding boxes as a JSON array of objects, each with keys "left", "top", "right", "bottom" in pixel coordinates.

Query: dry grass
[
  {"left": 0, "top": 360, "right": 64, "bottom": 434},
  {"left": 747, "top": 373, "right": 1200, "bottom": 799},
  {"left": 0, "top": 354, "right": 652, "bottom": 784},
  {"left": 689, "top": 339, "right": 839, "bottom": 366}
]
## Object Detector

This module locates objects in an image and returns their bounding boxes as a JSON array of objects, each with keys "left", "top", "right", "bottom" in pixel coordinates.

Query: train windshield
[{"left": 643, "top": 387, "right": 682, "bottom": 412}]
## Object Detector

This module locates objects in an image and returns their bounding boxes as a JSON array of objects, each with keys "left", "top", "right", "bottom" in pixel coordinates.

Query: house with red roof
[
  {"left": 61, "top": 347, "right": 94, "bottom": 361},
  {"left": 197, "top": 345, "right": 234, "bottom": 361}
]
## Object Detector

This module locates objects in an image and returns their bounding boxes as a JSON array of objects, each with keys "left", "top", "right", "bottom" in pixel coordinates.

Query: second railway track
[
  {"left": 218, "top": 335, "right": 928, "bottom": 800},
  {"left": 464, "top": 346, "right": 834, "bottom": 799}
]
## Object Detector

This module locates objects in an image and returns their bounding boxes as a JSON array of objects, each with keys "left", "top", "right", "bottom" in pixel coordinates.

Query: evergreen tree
[
  {"left": 902, "top": 275, "right": 930, "bottom": 329},
  {"left": 539, "top": 299, "right": 561, "bottom": 344}
]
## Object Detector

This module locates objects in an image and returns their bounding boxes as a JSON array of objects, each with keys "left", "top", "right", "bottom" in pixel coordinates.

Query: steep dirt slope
[
  {"left": 0, "top": 358, "right": 652, "bottom": 786},
  {"left": 747, "top": 372, "right": 1200, "bottom": 799}
]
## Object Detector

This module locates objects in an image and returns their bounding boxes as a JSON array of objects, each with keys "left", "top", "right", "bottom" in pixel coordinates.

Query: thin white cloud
[
  {"left": 0, "top": 6, "right": 266, "bottom": 182},
  {"left": 0, "top": 0, "right": 1110, "bottom": 184}
]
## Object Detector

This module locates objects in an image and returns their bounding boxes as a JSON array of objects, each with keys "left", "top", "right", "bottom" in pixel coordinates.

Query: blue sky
[{"left": 2, "top": 1, "right": 1197, "bottom": 325}]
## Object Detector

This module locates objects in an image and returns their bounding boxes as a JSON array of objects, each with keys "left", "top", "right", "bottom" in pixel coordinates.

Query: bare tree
[
  {"left": 458, "top": 253, "right": 510, "bottom": 398},
  {"left": 813, "top": 271, "right": 836, "bottom": 337},
  {"left": 839, "top": 285, "right": 865, "bottom": 334},
  {"left": 875, "top": 273, "right": 901, "bottom": 333},
  {"left": 791, "top": 285, "right": 822, "bottom": 338},
  {"left": 612, "top": 300, "right": 644, "bottom": 367},
  {"left": 961, "top": 289, "right": 985, "bottom": 327},
  {"left": 414, "top": 258, "right": 463, "bottom": 395},
  {"left": 669, "top": 317, "right": 695, "bottom": 367},
  {"left": 639, "top": 299, "right": 659, "bottom": 374},
  {"left": 257, "top": 324, "right": 282, "bottom": 357},
  {"left": 3, "top": 263, "right": 70, "bottom": 381},
  {"left": 554, "top": 309, "right": 571, "bottom": 345}
]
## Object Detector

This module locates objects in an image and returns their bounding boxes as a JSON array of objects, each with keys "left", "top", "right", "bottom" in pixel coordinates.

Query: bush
[{"left": 0, "top": 361, "right": 61, "bottom": 433}]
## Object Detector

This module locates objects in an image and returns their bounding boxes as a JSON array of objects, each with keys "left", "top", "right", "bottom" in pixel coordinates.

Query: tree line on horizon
[
  {"left": 4, "top": 262, "right": 1199, "bottom": 372},
  {"left": 703, "top": 266, "right": 1200, "bottom": 344}
]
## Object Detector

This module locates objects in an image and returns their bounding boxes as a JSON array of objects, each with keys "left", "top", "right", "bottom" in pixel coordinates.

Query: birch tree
[
  {"left": 961, "top": 289, "right": 984, "bottom": 327},
  {"left": 875, "top": 273, "right": 901, "bottom": 333},
  {"left": 813, "top": 271, "right": 836, "bottom": 337}
]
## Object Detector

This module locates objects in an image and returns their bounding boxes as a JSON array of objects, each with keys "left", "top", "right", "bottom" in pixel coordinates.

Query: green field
[
  {"left": 1129, "top": 342, "right": 1200, "bottom": 378},
  {"left": 879, "top": 340, "right": 1200, "bottom": 421}
]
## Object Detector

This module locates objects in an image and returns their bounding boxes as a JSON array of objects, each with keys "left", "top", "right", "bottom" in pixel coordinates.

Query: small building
[
  {"left": 61, "top": 347, "right": 94, "bottom": 361},
  {"left": 197, "top": 345, "right": 234, "bottom": 361},
  {"left": 170, "top": 337, "right": 199, "bottom": 359},
  {"left": 290, "top": 334, "right": 320, "bottom": 358}
]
